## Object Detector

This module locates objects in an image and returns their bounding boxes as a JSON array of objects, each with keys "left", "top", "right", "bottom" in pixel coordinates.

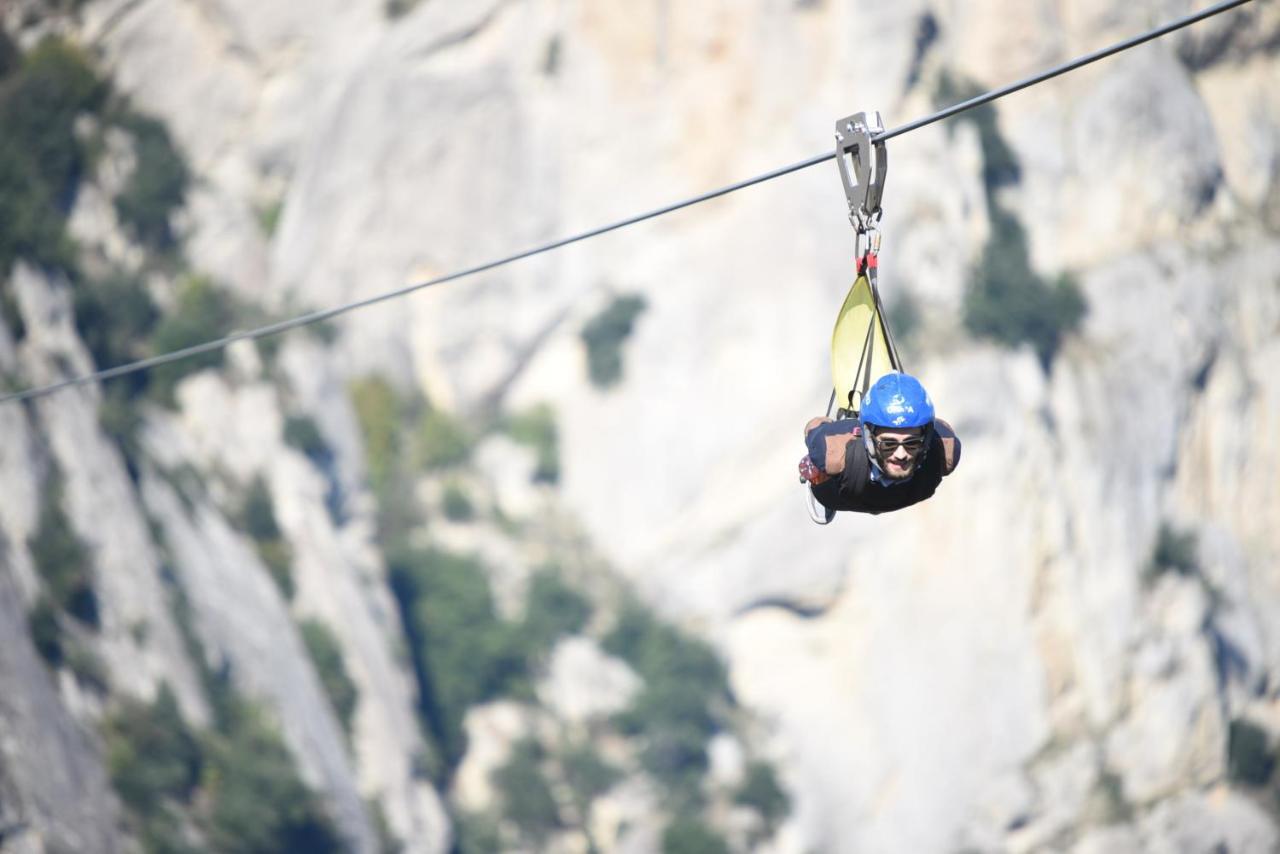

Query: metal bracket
[{"left": 835, "top": 111, "right": 888, "bottom": 231}]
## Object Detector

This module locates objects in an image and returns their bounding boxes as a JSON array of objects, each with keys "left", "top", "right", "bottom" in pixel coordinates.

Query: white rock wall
[{"left": 2, "top": 0, "right": 1275, "bottom": 852}]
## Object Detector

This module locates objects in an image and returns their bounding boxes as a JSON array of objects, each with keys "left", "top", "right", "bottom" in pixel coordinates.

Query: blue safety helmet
[{"left": 860, "top": 372, "right": 935, "bottom": 431}]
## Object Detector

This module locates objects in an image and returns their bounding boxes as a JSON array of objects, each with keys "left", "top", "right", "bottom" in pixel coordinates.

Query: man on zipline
[{"left": 799, "top": 372, "right": 960, "bottom": 515}]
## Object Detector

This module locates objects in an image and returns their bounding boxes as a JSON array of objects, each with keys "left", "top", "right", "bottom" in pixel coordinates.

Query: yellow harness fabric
[{"left": 831, "top": 272, "right": 895, "bottom": 410}]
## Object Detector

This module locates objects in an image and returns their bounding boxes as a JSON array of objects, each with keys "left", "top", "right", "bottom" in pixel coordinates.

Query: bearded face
[{"left": 871, "top": 427, "right": 926, "bottom": 480}]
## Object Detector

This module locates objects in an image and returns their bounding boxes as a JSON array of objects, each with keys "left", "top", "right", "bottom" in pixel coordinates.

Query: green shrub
[
  {"left": 28, "top": 596, "right": 64, "bottom": 666},
  {"left": 106, "top": 686, "right": 202, "bottom": 815},
  {"left": 256, "top": 199, "right": 284, "bottom": 238},
  {"left": 349, "top": 376, "right": 421, "bottom": 541},
  {"left": 388, "top": 546, "right": 528, "bottom": 768},
  {"left": 454, "top": 811, "right": 503, "bottom": 854},
  {"left": 559, "top": 741, "right": 621, "bottom": 806},
  {"left": 735, "top": 761, "right": 789, "bottom": 837},
  {"left": 501, "top": 404, "right": 560, "bottom": 484},
  {"left": 73, "top": 268, "right": 158, "bottom": 381},
  {"left": 661, "top": 815, "right": 731, "bottom": 854},
  {"left": 384, "top": 0, "right": 423, "bottom": 18},
  {"left": 518, "top": 566, "right": 591, "bottom": 657},
  {"left": 933, "top": 71, "right": 1021, "bottom": 194},
  {"left": 415, "top": 408, "right": 472, "bottom": 470},
  {"left": 283, "top": 415, "right": 332, "bottom": 467},
  {"left": 604, "top": 599, "right": 730, "bottom": 802},
  {"left": 300, "top": 619, "right": 358, "bottom": 738},
  {"left": 962, "top": 209, "right": 1086, "bottom": 368},
  {"left": 29, "top": 473, "right": 99, "bottom": 627},
  {"left": 581, "top": 294, "right": 647, "bottom": 388},
  {"left": 236, "top": 477, "right": 294, "bottom": 599},
  {"left": 1228, "top": 719, "right": 1276, "bottom": 787},
  {"left": 147, "top": 277, "right": 240, "bottom": 405},
  {"left": 238, "top": 476, "right": 281, "bottom": 542},
  {"left": 886, "top": 288, "right": 922, "bottom": 351},
  {"left": 112, "top": 112, "right": 188, "bottom": 250},
  {"left": 203, "top": 701, "right": 344, "bottom": 854},
  {"left": 368, "top": 798, "right": 403, "bottom": 854},
  {"left": 1, "top": 282, "right": 27, "bottom": 341},
  {"left": 492, "top": 738, "right": 561, "bottom": 846},
  {"left": 934, "top": 72, "right": 1085, "bottom": 369},
  {"left": 441, "top": 481, "right": 475, "bottom": 522},
  {"left": 349, "top": 376, "right": 403, "bottom": 497},
  {"left": 1145, "top": 522, "right": 1200, "bottom": 582},
  {"left": 0, "top": 29, "right": 18, "bottom": 77},
  {"left": 257, "top": 540, "right": 295, "bottom": 600},
  {"left": 0, "top": 36, "right": 106, "bottom": 274},
  {"left": 65, "top": 640, "right": 109, "bottom": 691}
]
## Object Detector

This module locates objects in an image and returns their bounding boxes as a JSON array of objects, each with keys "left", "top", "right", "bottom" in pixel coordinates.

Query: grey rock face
[
  {"left": 2, "top": 1, "right": 1277, "bottom": 852},
  {"left": 0, "top": 550, "right": 121, "bottom": 854}
]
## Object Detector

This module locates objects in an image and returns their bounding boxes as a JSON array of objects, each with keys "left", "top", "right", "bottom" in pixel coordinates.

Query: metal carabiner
[{"left": 835, "top": 111, "right": 888, "bottom": 230}]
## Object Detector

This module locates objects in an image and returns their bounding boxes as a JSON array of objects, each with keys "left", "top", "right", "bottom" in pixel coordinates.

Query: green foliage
[
  {"left": 518, "top": 566, "right": 591, "bottom": 656},
  {"left": 559, "top": 741, "right": 622, "bottom": 806},
  {"left": 661, "top": 814, "right": 731, "bottom": 854},
  {"left": 454, "top": 811, "right": 503, "bottom": 854},
  {"left": 388, "top": 546, "right": 528, "bottom": 769},
  {"left": 300, "top": 619, "right": 359, "bottom": 738},
  {"left": 112, "top": 112, "right": 189, "bottom": 250},
  {"left": 105, "top": 685, "right": 204, "bottom": 853},
  {"left": 1145, "top": 522, "right": 1200, "bottom": 583},
  {"left": 501, "top": 403, "right": 560, "bottom": 484},
  {"left": 28, "top": 596, "right": 64, "bottom": 666},
  {"left": 0, "top": 36, "right": 106, "bottom": 274},
  {"left": 1228, "top": 719, "right": 1276, "bottom": 787},
  {"left": 349, "top": 376, "right": 421, "bottom": 541},
  {"left": 415, "top": 407, "right": 472, "bottom": 470},
  {"left": 962, "top": 209, "right": 1086, "bottom": 368},
  {"left": 886, "top": 288, "right": 922, "bottom": 351},
  {"left": 1, "top": 283, "right": 27, "bottom": 341},
  {"left": 935, "top": 72, "right": 1085, "bottom": 369},
  {"left": 349, "top": 376, "right": 404, "bottom": 498},
  {"left": 492, "top": 738, "right": 562, "bottom": 846},
  {"left": 238, "top": 476, "right": 281, "bottom": 542},
  {"left": 581, "top": 294, "right": 647, "bottom": 388},
  {"left": 604, "top": 600, "right": 730, "bottom": 802},
  {"left": 73, "top": 268, "right": 158, "bottom": 378},
  {"left": 1095, "top": 770, "right": 1133, "bottom": 824},
  {"left": 255, "top": 199, "right": 284, "bottom": 238},
  {"left": 29, "top": 473, "right": 99, "bottom": 627},
  {"left": 0, "top": 29, "right": 18, "bottom": 78},
  {"left": 283, "top": 415, "right": 332, "bottom": 467},
  {"left": 735, "top": 761, "right": 790, "bottom": 837},
  {"left": 933, "top": 71, "right": 1021, "bottom": 194},
  {"left": 369, "top": 799, "right": 403, "bottom": 854},
  {"left": 147, "top": 276, "right": 240, "bottom": 405},
  {"left": 65, "top": 641, "right": 109, "bottom": 691},
  {"left": 441, "top": 481, "right": 475, "bottom": 522},
  {"left": 202, "top": 701, "right": 344, "bottom": 854},
  {"left": 236, "top": 476, "right": 294, "bottom": 599},
  {"left": 384, "top": 0, "right": 423, "bottom": 19},
  {"left": 107, "top": 686, "right": 202, "bottom": 815}
]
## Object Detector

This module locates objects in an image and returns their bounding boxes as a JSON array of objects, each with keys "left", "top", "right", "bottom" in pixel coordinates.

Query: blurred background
[{"left": 1, "top": 0, "right": 1278, "bottom": 852}]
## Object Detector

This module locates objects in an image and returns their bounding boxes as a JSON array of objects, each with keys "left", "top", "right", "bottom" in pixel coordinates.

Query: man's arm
[{"left": 934, "top": 418, "right": 961, "bottom": 475}]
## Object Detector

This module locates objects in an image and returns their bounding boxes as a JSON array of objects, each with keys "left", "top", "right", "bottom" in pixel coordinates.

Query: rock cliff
[{"left": 2, "top": 0, "right": 1279, "bottom": 852}]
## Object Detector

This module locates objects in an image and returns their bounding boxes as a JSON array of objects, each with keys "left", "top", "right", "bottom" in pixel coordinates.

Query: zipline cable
[{"left": 0, "top": 0, "right": 1255, "bottom": 406}]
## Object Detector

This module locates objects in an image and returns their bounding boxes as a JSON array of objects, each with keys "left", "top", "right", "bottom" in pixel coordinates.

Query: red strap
[
  {"left": 798, "top": 456, "right": 830, "bottom": 485},
  {"left": 855, "top": 252, "right": 878, "bottom": 275}
]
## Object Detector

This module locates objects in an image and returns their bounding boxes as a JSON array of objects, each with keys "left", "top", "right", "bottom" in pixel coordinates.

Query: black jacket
[{"left": 812, "top": 430, "right": 946, "bottom": 514}]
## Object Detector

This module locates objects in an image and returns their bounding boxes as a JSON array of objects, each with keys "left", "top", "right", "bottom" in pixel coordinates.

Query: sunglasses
[{"left": 873, "top": 435, "right": 925, "bottom": 454}]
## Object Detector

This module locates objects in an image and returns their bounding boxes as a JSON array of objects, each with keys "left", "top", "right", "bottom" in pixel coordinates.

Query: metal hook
[{"left": 835, "top": 111, "right": 888, "bottom": 231}]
